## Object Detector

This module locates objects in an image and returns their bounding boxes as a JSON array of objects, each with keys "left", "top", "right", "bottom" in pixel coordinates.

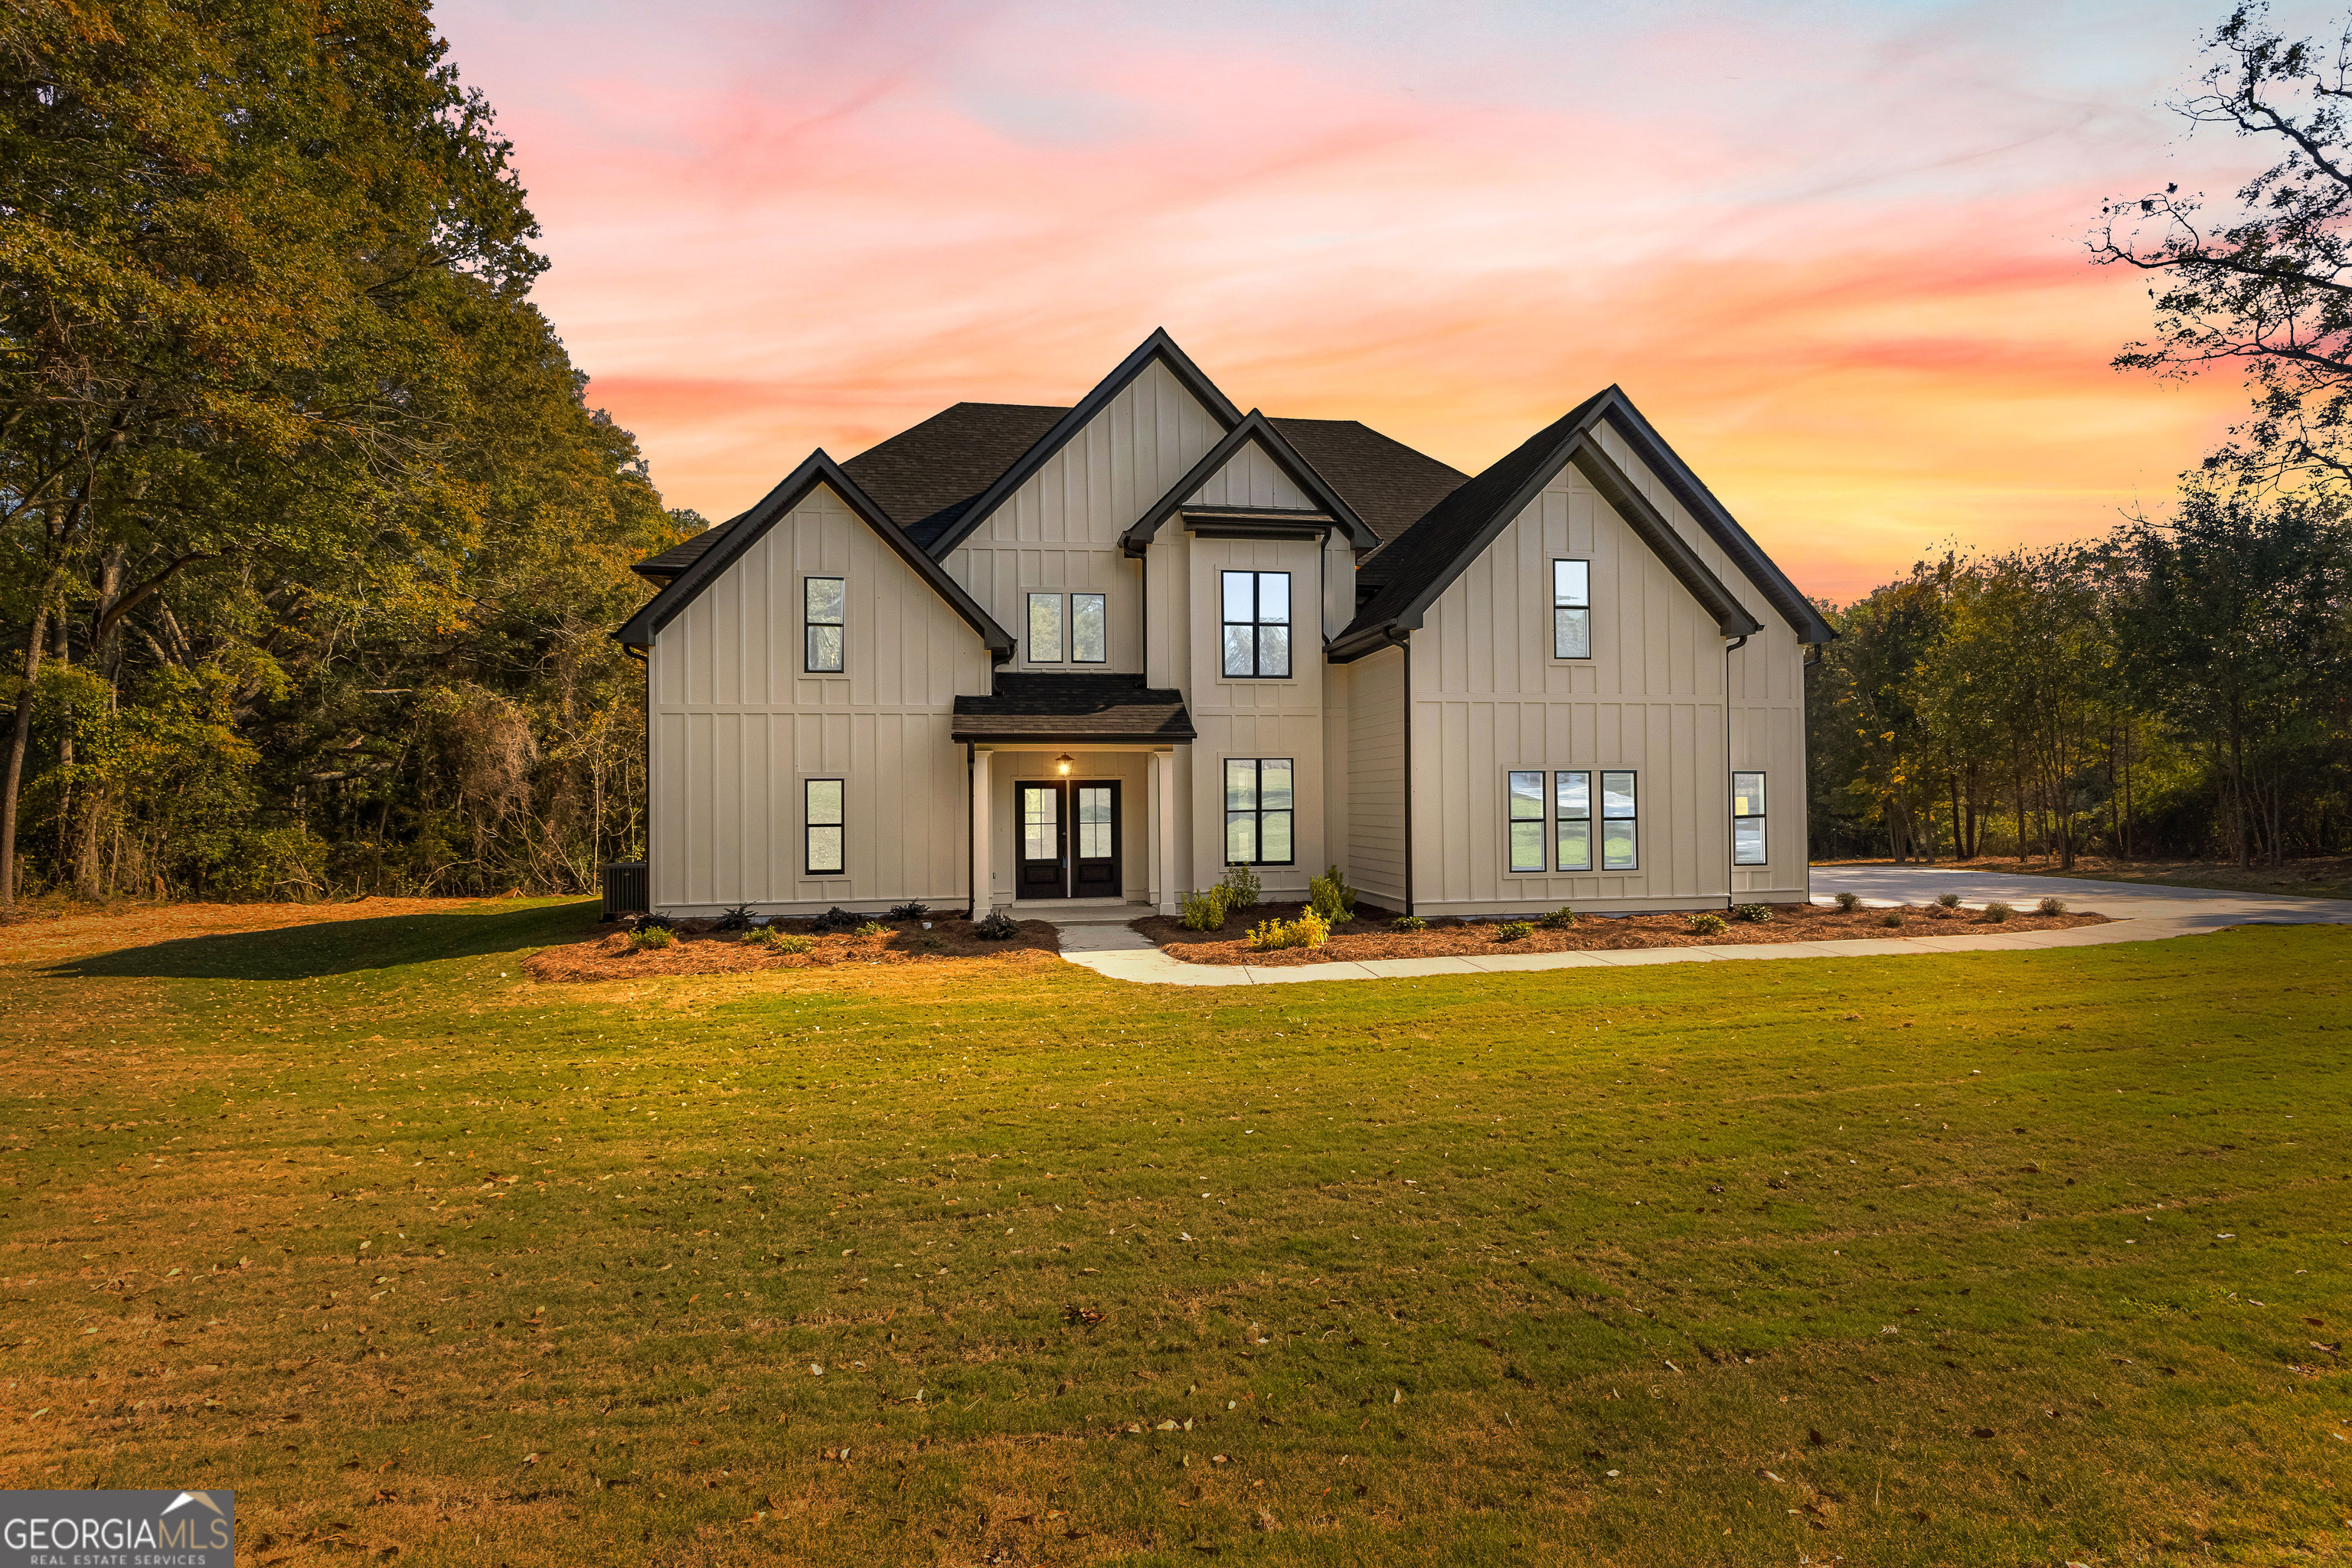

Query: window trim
[
  {"left": 1552, "top": 558, "right": 1591, "bottom": 662},
  {"left": 1733, "top": 770, "right": 1767, "bottom": 866},
  {"left": 1072, "top": 591, "right": 1106, "bottom": 663},
  {"left": 804, "top": 777, "right": 845, "bottom": 877},
  {"left": 804, "top": 577, "right": 845, "bottom": 674},
  {"left": 1026, "top": 591, "right": 1065, "bottom": 664},
  {"left": 1220, "top": 570, "right": 1293, "bottom": 679},
  {"left": 1223, "top": 756, "right": 1296, "bottom": 867}
]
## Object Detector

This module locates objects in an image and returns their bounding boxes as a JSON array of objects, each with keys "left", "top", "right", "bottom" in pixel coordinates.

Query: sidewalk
[{"left": 1047, "top": 866, "right": 2352, "bottom": 988}]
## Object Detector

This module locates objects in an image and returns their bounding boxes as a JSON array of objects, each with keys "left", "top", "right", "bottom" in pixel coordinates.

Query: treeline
[
  {"left": 1, "top": 0, "right": 686, "bottom": 907},
  {"left": 1807, "top": 495, "right": 2352, "bottom": 867}
]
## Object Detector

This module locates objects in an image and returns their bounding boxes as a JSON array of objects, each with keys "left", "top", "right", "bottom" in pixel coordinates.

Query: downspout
[
  {"left": 965, "top": 741, "right": 977, "bottom": 920},
  {"left": 1723, "top": 632, "right": 1747, "bottom": 910},
  {"left": 1400, "top": 632, "right": 1415, "bottom": 916}
]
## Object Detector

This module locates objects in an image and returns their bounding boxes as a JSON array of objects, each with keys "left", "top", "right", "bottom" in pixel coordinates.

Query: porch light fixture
[{"left": 1055, "top": 753, "right": 1074, "bottom": 776}]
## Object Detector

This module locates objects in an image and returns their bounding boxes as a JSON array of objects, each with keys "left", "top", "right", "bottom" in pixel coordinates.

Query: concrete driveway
[{"left": 1809, "top": 864, "right": 2352, "bottom": 933}]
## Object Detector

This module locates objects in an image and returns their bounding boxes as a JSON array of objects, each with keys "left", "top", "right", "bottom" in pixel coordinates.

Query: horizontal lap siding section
[
  {"left": 1343, "top": 645, "right": 1406, "bottom": 908},
  {"left": 1411, "top": 466, "right": 1730, "bottom": 913},
  {"left": 648, "top": 485, "right": 989, "bottom": 914}
]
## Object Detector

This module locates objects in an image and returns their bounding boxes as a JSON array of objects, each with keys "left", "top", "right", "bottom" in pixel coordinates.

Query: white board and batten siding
[
  {"left": 1410, "top": 459, "right": 1757, "bottom": 916},
  {"left": 648, "top": 484, "right": 989, "bottom": 915},
  {"left": 945, "top": 358, "right": 1226, "bottom": 673}
]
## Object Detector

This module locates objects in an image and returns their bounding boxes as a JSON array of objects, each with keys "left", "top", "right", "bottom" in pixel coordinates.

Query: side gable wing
[
  {"left": 921, "top": 328, "right": 1245, "bottom": 558},
  {"left": 1119, "top": 410, "right": 1379, "bottom": 554},
  {"left": 614, "top": 452, "right": 1015, "bottom": 656}
]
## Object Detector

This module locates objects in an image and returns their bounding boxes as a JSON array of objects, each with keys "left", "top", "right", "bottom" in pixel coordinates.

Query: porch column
[
  {"left": 970, "top": 747, "right": 993, "bottom": 917},
  {"left": 1152, "top": 747, "right": 1178, "bottom": 916}
]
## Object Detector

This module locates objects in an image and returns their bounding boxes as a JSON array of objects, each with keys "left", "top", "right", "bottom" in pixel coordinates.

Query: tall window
[
  {"left": 805, "top": 779, "right": 844, "bottom": 875},
  {"left": 1224, "top": 758, "right": 1294, "bottom": 865},
  {"left": 1027, "top": 593, "right": 1063, "bottom": 663},
  {"left": 1554, "top": 770, "right": 1592, "bottom": 871},
  {"left": 805, "top": 577, "right": 844, "bottom": 672},
  {"left": 1508, "top": 771, "right": 1546, "bottom": 872},
  {"left": 1553, "top": 559, "right": 1590, "bottom": 659},
  {"left": 1600, "top": 770, "right": 1638, "bottom": 870},
  {"left": 1072, "top": 592, "right": 1106, "bottom": 662},
  {"left": 1733, "top": 772, "right": 1766, "bottom": 865},
  {"left": 1221, "top": 571, "right": 1292, "bottom": 678}
]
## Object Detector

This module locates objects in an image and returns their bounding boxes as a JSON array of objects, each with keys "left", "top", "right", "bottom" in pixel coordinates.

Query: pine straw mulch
[
  {"left": 1132, "top": 899, "right": 2113, "bottom": 967},
  {"left": 524, "top": 913, "right": 1063, "bottom": 984}
]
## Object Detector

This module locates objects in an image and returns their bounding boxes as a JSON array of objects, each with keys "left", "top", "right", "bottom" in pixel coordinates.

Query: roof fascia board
[
  {"left": 927, "top": 329, "right": 1246, "bottom": 559},
  {"left": 1121, "top": 410, "right": 1378, "bottom": 554},
  {"left": 1593, "top": 400, "right": 1837, "bottom": 644},
  {"left": 613, "top": 452, "right": 1015, "bottom": 655}
]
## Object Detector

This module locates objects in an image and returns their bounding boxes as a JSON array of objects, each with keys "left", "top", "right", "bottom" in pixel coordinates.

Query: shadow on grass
[{"left": 49, "top": 898, "right": 606, "bottom": 982}]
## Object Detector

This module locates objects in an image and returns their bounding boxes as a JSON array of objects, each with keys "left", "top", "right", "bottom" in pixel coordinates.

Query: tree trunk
[{"left": 0, "top": 598, "right": 54, "bottom": 910}]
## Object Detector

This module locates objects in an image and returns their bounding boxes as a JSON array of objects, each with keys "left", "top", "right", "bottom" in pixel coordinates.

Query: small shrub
[
  {"left": 1981, "top": 900, "right": 2014, "bottom": 923},
  {"left": 1179, "top": 887, "right": 1230, "bottom": 931},
  {"left": 737, "top": 927, "right": 771, "bottom": 946},
  {"left": 1537, "top": 906, "right": 1577, "bottom": 930},
  {"left": 888, "top": 902, "right": 931, "bottom": 922},
  {"left": 1880, "top": 910, "right": 1906, "bottom": 929},
  {"left": 1307, "top": 864, "right": 1357, "bottom": 923},
  {"left": 1833, "top": 890, "right": 1861, "bottom": 913},
  {"left": 1936, "top": 892, "right": 1963, "bottom": 910},
  {"left": 1246, "top": 909, "right": 1330, "bottom": 951},
  {"left": 1218, "top": 863, "right": 1263, "bottom": 913},
  {"left": 812, "top": 906, "right": 862, "bottom": 933},
  {"left": 773, "top": 933, "right": 814, "bottom": 954},
  {"left": 712, "top": 903, "right": 756, "bottom": 933},
  {"left": 1732, "top": 903, "right": 1772, "bottom": 923},
  {"left": 1391, "top": 914, "right": 1428, "bottom": 933},
  {"left": 1494, "top": 920, "right": 1535, "bottom": 942},
  {"left": 2037, "top": 895, "right": 2068, "bottom": 916},
  {"left": 628, "top": 926, "right": 675, "bottom": 951},
  {"left": 853, "top": 920, "right": 889, "bottom": 938},
  {"left": 974, "top": 910, "right": 1021, "bottom": 940},
  {"left": 1686, "top": 912, "right": 1727, "bottom": 936},
  {"left": 631, "top": 913, "right": 675, "bottom": 933}
]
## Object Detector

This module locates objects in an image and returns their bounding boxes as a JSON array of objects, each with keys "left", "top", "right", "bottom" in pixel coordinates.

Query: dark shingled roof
[
  {"left": 1269, "top": 417, "right": 1469, "bottom": 552},
  {"left": 629, "top": 402, "right": 1069, "bottom": 580},
  {"left": 952, "top": 674, "right": 1195, "bottom": 744}
]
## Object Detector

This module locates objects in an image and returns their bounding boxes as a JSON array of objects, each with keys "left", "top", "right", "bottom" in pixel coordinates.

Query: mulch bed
[
  {"left": 1132, "top": 900, "right": 2112, "bottom": 967},
  {"left": 525, "top": 913, "right": 1062, "bottom": 984}
]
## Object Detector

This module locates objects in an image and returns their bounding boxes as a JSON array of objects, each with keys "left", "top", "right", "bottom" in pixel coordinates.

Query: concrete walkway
[{"left": 1049, "top": 865, "right": 2352, "bottom": 987}]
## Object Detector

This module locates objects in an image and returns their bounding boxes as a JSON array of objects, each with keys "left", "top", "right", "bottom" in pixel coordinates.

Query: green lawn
[{"left": 2, "top": 900, "right": 2347, "bottom": 1566}]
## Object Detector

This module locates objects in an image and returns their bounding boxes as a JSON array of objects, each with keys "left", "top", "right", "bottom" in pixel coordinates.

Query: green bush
[
  {"left": 1246, "top": 909, "right": 1329, "bottom": 951},
  {"left": 773, "top": 933, "right": 814, "bottom": 954},
  {"left": 1981, "top": 900, "right": 2014, "bottom": 923},
  {"left": 1686, "top": 912, "right": 1727, "bottom": 936},
  {"left": 1179, "top": 887, "right": 1230, "bottom": 931},
  {"left": 628, "top": 926, "right": 675, "bottom": 951},
  {"left": 1217, "top": 863, "right": 1262, "bottom": 913},
  {"left": 853, "top": 920, "right": 889, "bottom": 938},
  {"left": 1936, "top": 892, "right": 1963, "bottom": 910},
  {"left": 1880, "top": 910, "right": 1907, "bottom": 929},
  {"left": 1537, "top": 906, "right": 1577, "bottom": 930},
  {"left": 1833, "top": 890, "right": 1861, "bottom": 913},
  {"left": 1308, "top": 864, "right": 1357, "bottom": 923},
  {"left": 1732, "top": 903, "right": 1772, "bottom": 923},
  {"left": 1391, "top": 914, "right": 1427, "bottom": 933},
  {"left": 974, "top": 910, "right": 1021, "bottom": 940},
  {"left": 2037, "top": 896, "right": 2068, "bottom": 916},
  {"left": 1494, "top": 920, "right": 1534, "bottom": 942}
]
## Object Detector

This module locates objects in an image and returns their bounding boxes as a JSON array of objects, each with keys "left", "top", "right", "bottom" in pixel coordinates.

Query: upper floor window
[
  {"left": 805, "top": 577, "right": 844, "bottom": 672},
  {"left": 1221, "top": 571, "right": 1291, "bottom": 678},
  {"left": 1024, "top": 591, "right": 1108, "bottom": 663},
  {"left": 1733, "top": 772, "right": 1767, "bottom": 864},
  {"left": 1027, "top": 593, "right": 1063, "bottom": 663},
  {"left": 1553, "top": 559, "right": 1590, "bottom": 659}
]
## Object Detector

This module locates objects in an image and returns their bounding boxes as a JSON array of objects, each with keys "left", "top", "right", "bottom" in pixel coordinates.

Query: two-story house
[{"left": 616, "top": 332, "right": 1834, "bottom": 921}]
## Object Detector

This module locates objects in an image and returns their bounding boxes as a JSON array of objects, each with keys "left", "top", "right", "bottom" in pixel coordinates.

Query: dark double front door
[{"left": 1015, "top": 779, "right": 1120, "bottom": 900}]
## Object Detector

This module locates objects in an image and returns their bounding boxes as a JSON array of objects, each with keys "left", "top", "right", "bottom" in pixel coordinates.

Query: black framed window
[
  {"left": 1553, "top": 559, "right": 1590, "bottom": 659},
  {"left": 805, "top": 577, "right": 844, "bottom": 672},
  {"left": 1027, "top": 593, "right": 1063, "bottom": 663},
  {"left": 1600, "top": 770, "right": 1638, "bottom": 870},
  {"left": 1220, "top": 571, "right": 1292, "bottom": 678},
  {"left": 1733, "top": 772, "right": 1766, "bottom": 865},
  {"left": 1554, "top": 770, "right": 1592, "bottom": 871},
  {"left": 805, "top": 779, "right": 844, "bottom": 875},
  {"left": 1508, "top": 771, "right": 1545, "bottom": 872},
  {"left": 1224, "top": 758, "right": 1294, "bottom": 865},
  {"left": 1073, "top": 592, "right": 1106, "bottom": 662}
]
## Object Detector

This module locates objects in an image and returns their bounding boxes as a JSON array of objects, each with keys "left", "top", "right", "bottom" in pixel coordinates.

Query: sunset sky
[{"left": 437, "top": 0, "right": 2311, "bottom": 602}]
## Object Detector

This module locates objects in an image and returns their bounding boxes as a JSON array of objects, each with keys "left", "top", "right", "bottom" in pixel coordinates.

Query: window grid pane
[
  {"left": 1552, "top": 560, "right": 1590, "bottom": 658},
  {"left": 1600, "top": 771, "right": 1637, "bottom": 870},
  {"left": 805, "top": 577, "right": 844, "bottom": 672},
  {"left": 1220, "top": 572, "right": 1292, "bottom": 678},
  {"left": 1072, "top": 593, "right": 1106, "bottom": 662},
  {"left": 1223, "top": 758, "right": 1295, "bottom": 865},
  {"left": 1732, "top": 772, "right": 1765, "bottom": 819},
  {"left": 1027, "top": 593, "right": 1063, "bottom": 663},
  {"left": 1555, "top": 771, "right": 1591, "bottom": 871},
  {"left": 1078, "top": 786, "right": 1112, "bottom": 858},
  {"left": 805, "top": 779, "right": 844, "bottom": 874},
  {"left": 1733, "top": 771, "right": 1766, "bottom": 864}
]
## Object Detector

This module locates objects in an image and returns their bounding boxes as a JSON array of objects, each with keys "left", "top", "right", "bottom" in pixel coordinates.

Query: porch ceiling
[{"left": 952, "top": 673, "right": 1195, "bottom": 744}]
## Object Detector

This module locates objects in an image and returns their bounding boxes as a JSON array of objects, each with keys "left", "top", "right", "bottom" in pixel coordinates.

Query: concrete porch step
[{"left": 1011, "top": 898, "right": 1155, "bottom": 927}]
